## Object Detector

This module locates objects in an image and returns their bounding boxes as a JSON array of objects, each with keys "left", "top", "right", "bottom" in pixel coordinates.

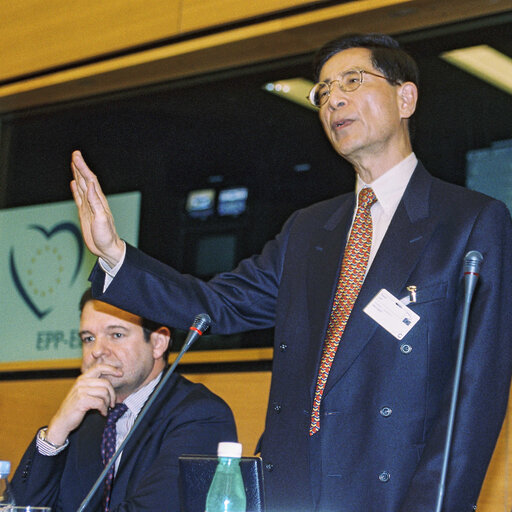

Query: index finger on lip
[{"left": 85, "top": 363, "right": 122, "bottom": 378}]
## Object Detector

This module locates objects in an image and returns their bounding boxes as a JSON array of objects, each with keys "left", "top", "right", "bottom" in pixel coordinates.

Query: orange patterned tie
[{"left": 310, "top": 187, "right": 377, "bottom": 435}]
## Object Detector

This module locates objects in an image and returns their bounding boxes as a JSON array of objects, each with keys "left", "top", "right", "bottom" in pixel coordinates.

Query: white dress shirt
[
  {"left": 354, "top": 152, "right": 417, "bottom": 273},
  {"left": 112, "top": 372, "right": 162, "bottom": 472}
]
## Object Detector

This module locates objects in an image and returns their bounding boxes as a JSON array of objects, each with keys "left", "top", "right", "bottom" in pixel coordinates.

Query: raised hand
[
  {"left": 70, "top": 150, "right": 125, "bottom": 268},
  {"left": 45, "top": 363, "right": 122, "bottom": 446}
]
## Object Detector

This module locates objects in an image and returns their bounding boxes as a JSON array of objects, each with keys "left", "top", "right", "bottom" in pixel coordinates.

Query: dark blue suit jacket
[
  {"left": 89, "top": 163, "right": 512, "bottom": 512},
  {"left": 12, "top": 373, "right": 237, "bottom": 512}
]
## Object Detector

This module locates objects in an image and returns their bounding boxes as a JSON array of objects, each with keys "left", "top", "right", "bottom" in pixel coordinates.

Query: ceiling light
[
  {"left": 441, "top": 45, "right": 512, "bottom": 96},
  {"left": 263, "top": 78, "right": 316, "bottom": 111}
]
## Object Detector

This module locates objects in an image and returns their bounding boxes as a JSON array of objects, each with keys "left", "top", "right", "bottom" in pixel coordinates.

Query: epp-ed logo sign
[{"left": 9, "top": 222, "right": 84, "bottom": 319}]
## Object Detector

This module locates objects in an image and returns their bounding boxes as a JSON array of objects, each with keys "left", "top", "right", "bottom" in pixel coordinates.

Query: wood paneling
[
  {"left": 0, "top": 347, "right": 273, "bottom": 372},
  {"left": 478, "top": 398, "right": 512, "bottom": 510},
  {"left": 1, "top": 0, "right": 511, "bottom": 114},
  {"left": 0, "top": 378, "right": 74, "bottom": 470},
  {"left": 2, "top": 0, "right": 182, "bottom": 82},
  {"left": 3, "top": 0, "right": 327, "bottom": 84},
  {"left": 180, "top": 0, "right": 325, "bottom": 32}
]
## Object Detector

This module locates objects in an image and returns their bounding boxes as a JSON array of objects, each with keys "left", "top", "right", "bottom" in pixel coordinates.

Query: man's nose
[
  {"left": 91, "top": 336, "right": 110, "bottom": 358},
  {"left": 327, "top": 82, "right": 347, "bottom": 109}
]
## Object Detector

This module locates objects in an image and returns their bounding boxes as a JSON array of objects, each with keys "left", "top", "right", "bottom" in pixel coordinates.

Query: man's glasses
[{"left": 308, "top": 69, "right": 396, "bottom": 108}]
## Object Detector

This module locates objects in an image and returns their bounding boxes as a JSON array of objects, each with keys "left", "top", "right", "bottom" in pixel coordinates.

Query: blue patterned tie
[{"left": 101, "top": 403, "right": 128, "bottom": 512}]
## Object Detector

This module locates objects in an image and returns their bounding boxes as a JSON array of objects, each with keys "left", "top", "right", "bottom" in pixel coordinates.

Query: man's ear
[
  {"left": 397, "top": 81, "right": 418, "bottom": 119},
  {"left": 150, "top": 327, "right": 171, "bottom": 360}
]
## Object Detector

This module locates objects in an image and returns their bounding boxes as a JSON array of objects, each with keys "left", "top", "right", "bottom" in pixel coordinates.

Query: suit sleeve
[
  {"left": 400, "top": 200, "right": 512, "bottom": 512},
  {"left": 90, "top": 210, "right": 298, "bottom": 334},
  {"left": 11, "top": 433, "right": 68, "bottom": 509}
]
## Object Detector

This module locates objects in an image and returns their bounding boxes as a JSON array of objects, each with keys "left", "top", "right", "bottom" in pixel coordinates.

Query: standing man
[
  {"left": 70, "top": 34, "right": 512, "bottom": 511},
  {"left": 12, "top": 289, "right": 237, "bottom": 511}
]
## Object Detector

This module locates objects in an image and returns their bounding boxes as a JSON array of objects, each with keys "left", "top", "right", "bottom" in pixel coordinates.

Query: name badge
[{"left": 363, "top": 289, "right": 420, "bottom": 340}]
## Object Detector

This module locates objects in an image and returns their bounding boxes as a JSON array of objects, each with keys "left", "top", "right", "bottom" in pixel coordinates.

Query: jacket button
[
  {"left": 273, "top": 403, "right": 282, "bottom": 413},
  {"left": 400, "top": 343, "right": 412, "bottom": 354},
  {"left": 380, "top": 406, "right": 392, "bottom": 417},
  {"left": 378, "top": 471, "right": 390, "bottom": 483},
  {"left": 265, "top": 463, "right": 274, "bottom": 472},
  {"left": 279, "top": 343, "right": 288, "bottom": 352}
]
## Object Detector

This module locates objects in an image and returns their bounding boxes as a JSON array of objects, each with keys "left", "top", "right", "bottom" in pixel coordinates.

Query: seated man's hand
[{"left": 45, "top": 363, "right": 122, "bottom": 446}]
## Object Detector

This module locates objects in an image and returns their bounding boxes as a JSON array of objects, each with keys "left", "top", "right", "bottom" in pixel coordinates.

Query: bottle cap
[
  {"left": 217, "top": 442, "right": 242, "bottom": 458},
  {"left": 0, "top": 461, "right": 11, "bottom": 475}
]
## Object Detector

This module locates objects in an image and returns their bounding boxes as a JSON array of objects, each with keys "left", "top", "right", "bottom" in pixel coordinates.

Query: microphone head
[
  {"left": 463, "top": 250, "right": 483, "bottom": 274},
  {"left": 192, "top": 313, "right": 212, "bottom": 334}
]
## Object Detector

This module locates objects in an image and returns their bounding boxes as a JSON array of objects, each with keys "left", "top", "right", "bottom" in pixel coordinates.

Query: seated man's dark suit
[
  {"left": 12, "top": 372, "right": 237, "bottom": 512},
  {"left": 88, "top": 163, "right": 512, "bottom": 512}
]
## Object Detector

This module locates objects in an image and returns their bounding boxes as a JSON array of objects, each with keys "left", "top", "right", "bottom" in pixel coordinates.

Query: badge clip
[{"left": 406, "top": 285, "right": 417, "bottom": 303}]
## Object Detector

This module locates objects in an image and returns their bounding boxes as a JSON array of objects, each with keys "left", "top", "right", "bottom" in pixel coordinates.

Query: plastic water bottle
[
  {"left": 205, "top": 442, "right": 246, "bottom": 512},
  {"left": 0, "top": 460, "right": 15, "bottom": 508}
]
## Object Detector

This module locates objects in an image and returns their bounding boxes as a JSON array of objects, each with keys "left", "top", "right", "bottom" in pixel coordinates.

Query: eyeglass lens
[{"left": 310, "top": 70, "right": 363, "bottom": 107}]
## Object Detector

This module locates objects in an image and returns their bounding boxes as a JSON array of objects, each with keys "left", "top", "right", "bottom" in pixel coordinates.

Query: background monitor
[
  {"left": 218, "top": 187, "right": 248, "bottom": 217},
  {"left": 466, "top": 139, "right": 512, "bottom": 214},
  {"left": 186, "top": 189, "right": 216, "bottom": 219}
]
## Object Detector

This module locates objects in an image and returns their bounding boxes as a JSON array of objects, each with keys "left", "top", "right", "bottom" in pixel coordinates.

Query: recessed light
[
  {"left": 441, "top": 45, "right": 512, "bottom": 96},
  {"left": 262, "top": 78, "right": 317, "bottom": 110}
]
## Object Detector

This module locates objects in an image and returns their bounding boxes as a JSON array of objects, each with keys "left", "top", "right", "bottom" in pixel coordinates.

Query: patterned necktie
[
  {"left": 310, "top": 187, "right": 377, "bottom": 436},
  {"left": 101, "top": 402, "right": 128, "bottom": 512}
]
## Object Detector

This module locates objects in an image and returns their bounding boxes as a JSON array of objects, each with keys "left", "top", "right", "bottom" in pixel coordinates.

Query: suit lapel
[
  {"left": 322, "top": 164, "right": 437, "bottom": 396},
  {"left": 305, "top": 193, "right": 355, "bottom": 390},
  {"left": 110, "top": 374, "right": 177, "bottom": 506}
]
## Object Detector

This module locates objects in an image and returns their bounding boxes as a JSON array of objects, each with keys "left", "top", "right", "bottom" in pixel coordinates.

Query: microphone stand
[
  {"left": 76, "top": 313, "right": 211, "bottom": 512},
  {"left": 434, "top": 251, "right": 483, "bottom": 512}
]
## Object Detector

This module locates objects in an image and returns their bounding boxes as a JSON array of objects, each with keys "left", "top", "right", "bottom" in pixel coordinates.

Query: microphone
[
  {"left": 463, "top": 250, "right": 483, "bottom": 304},
  {"left": 77, "top": 313, "right": 212, "bottom": 512},
  {"left": 435, "top": 251, "right": 483, "bottom": 512},
  {"left": 183, "top": 313, "right": 212, "bottom": 351}
]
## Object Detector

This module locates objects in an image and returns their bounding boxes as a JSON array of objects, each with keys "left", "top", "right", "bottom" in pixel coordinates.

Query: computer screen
[
  {"left": 185, "top": 189, "right": 216, "bottom": 219},
  {"left": 218, "top": 187, "right": 248, "bottom": 217}
]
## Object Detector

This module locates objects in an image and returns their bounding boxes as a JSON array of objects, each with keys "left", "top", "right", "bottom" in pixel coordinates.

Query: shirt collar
[
  {"left": 122, "top": 371, "right": 163, "bottom": 417},
  {"left": 356, "top": 153, "right": 417, "bottom": 215}
]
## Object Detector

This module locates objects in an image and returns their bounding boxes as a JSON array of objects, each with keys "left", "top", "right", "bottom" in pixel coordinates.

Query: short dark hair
[
  {"left": 313, "top": 33, "right": 419, "bottom": 139},
  {"left": 313, "top": 33, "right": 419, "bottom": 86},
  {"left": 79, "top": 288, "right": 172, "bottom": 361}
]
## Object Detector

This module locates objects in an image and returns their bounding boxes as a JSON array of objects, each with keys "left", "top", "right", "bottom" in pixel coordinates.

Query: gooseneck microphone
[
  {"left": 463, "top": 250, "right": 484, "bottom": 303},
  {"left": 183, "top": 313, "right": 212, "bottom": 351},
  {"left": 77, "top": 313, "right": 212, "bottom": 512},
  {"left": 435, "top": 251, "right": 483, "bottom": 512}
]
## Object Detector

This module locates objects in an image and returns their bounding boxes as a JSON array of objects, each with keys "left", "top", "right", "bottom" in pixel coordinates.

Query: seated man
[{"left": 12, "top": 289, "right": 237, "bottom": 512}]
